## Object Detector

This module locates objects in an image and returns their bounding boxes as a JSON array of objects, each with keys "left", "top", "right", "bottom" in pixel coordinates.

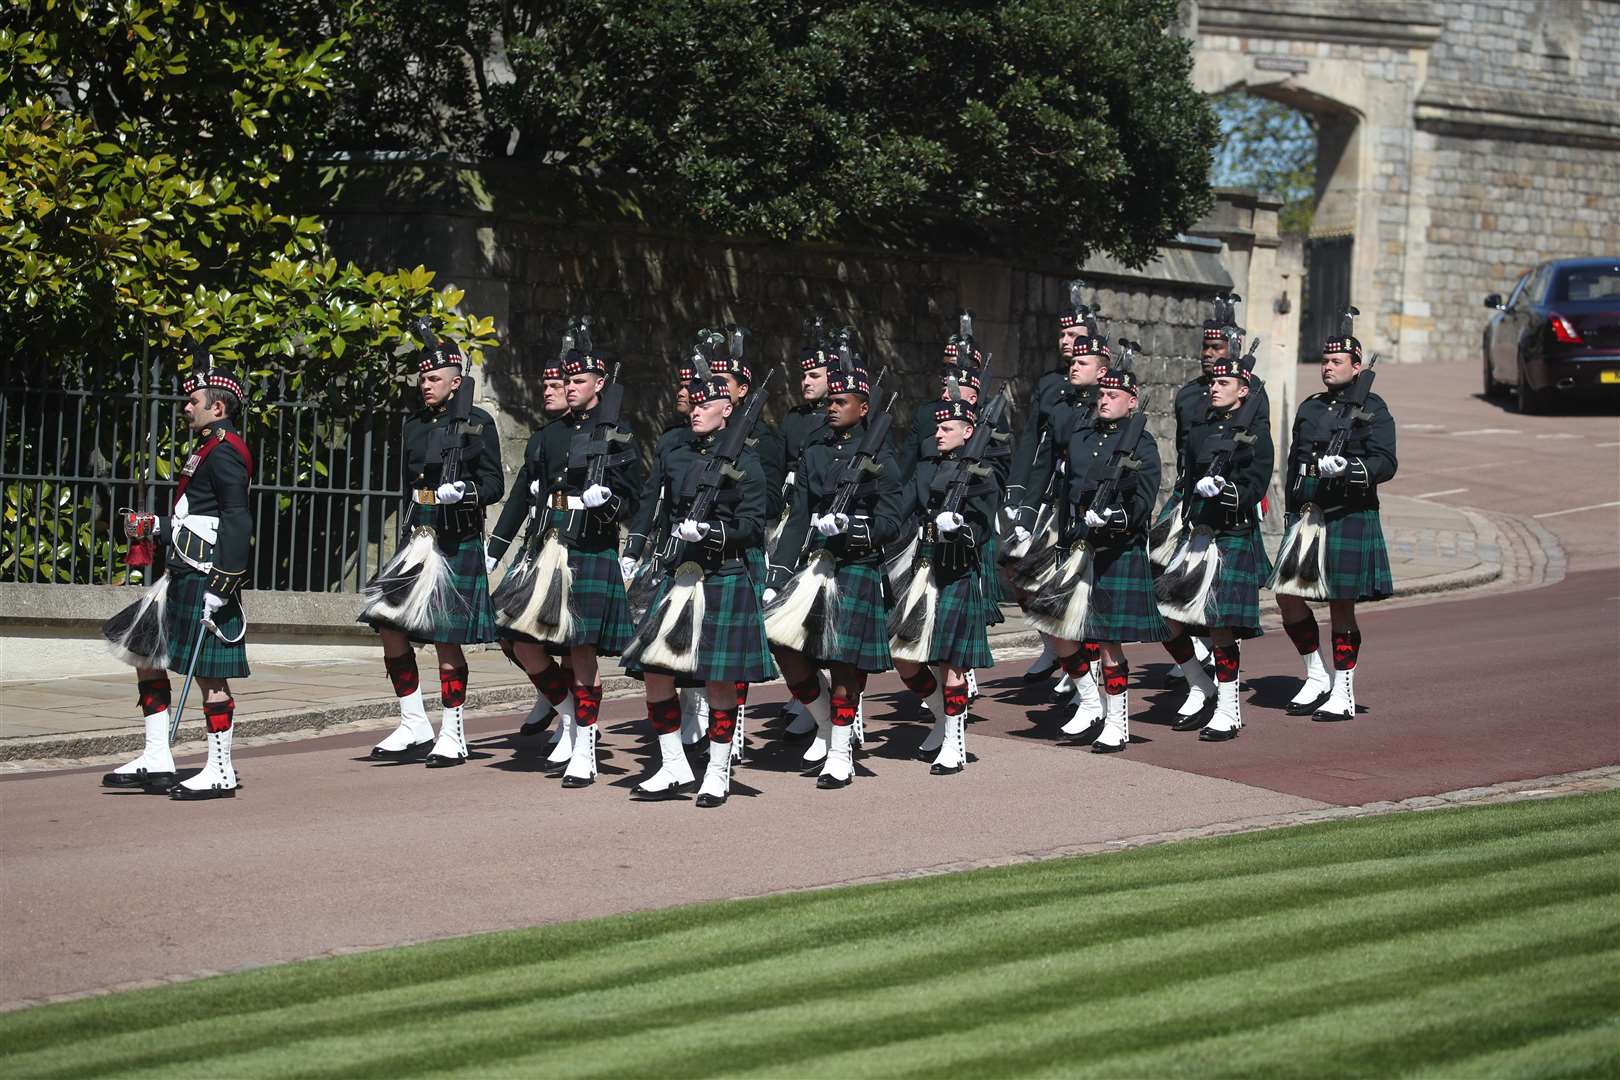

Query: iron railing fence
[{"left": 1, "top": 371, "right": 414, "bottom": 592}]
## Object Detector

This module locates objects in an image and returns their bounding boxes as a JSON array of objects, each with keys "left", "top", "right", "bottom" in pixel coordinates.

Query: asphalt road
[{"left": 2, "top": 361, "right": 1616, "bottom": 1011}]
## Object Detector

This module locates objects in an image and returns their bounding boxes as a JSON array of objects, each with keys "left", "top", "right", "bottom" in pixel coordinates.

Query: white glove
[
  {"left": 529, "top": 479, "right": 540, "bottom": 497},
  {"left": 814, "top": 512, "right": 849, "bottom": 537},
  {"left": 582, "top": 483, "right": 612, "bottom": 508},
  {"left": 675, "top": 519, "right": 710, "bottom": 543},
  {"left": 1196, "top": 475, "right": 1225, "bottom": 499},
  {"left": 485, "top": 554, "right": 498, "bottom": 575},
  {"left": 762, "top": 588, "right": 778, "bottom": 605},
  {"left": 202, "top": 591, "right": 227, "bottom": 618},
  {"left": 435, "top": 481, "right": 466, "bottom": 505},
  {"left": 935, "top": 511, "right": 965, "bottom": 534},
  {"left": 619, "top": 556, "right": 637, "bottom": 582},
  {"left": 1317, "top": 454, "right": 1347, "bottom": 479},
  {"left": 1003, "top": 506, "right": 1021, "bottom": 523},
  {"left": 1084, "top": 508, "right": 1107, "bottom": 528},
  {"left": 1013, "top": 526, "right": 1032, "bottom": 545}
]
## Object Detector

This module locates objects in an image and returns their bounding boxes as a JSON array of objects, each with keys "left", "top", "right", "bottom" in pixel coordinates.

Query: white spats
[
  {"left": 1094, "top": 687, "right": 1129, "bottom": 753},
  {"left": 1053, "top": 670, "right": 1073, "bottom": 696},
  {"left": 1290, "top": 650, "right": 1333, "bottom": 706},
  {"left": 696, "top": 738, "right": 732, "bottom": 808},
  {"left": 731, "top": 700, "right": 747, "bottom": 765},
  {"left": 562, "top": 720, "right": 598, "bottom": 786},
  {"left": 110, "top": 710, "right": 176, "bottom": 779},
  {"left": 965, "top": 669, "right": 979, "bottom": 701},
  {"left": 918, "top": 684, "right": 949, "bottom": 753},
  {"left": 931, "top": 711, "right": 966, "bottom": 774},
  {"left": 679, "top": 688, "right": 709, "bottom": 746},
  {"left": 818, "top": 721, "right": 854, "bottom": 787},
  {"left": 1060, "top": 664, "right": 1105, "bottom": 736},
  {"left": 373, "top": 690, "right": 434, "bottom": 755},
  {"left": 426, "top": 704, "right": 467, "bottom": 765},
  {"left": 1178, "top": 662, "right": 1218, "bottom": 719},
  {"left": 634, "top": 731, "right": 694, "bottom": 797},
  {"left": 546, "top": 696, "right": 578, "bottom": 765},
  {"left": 1200, "top": 679, "right": 1242, "bottom": 741},
  {"left": 1315, "top": 668, "right": 1357, "bottom": 722},
  {"left": 801, "top": 690, "right": 833, "bottom": 764},
  {"left": 174, "top": 726, "right": 236, "bottom": 797}
]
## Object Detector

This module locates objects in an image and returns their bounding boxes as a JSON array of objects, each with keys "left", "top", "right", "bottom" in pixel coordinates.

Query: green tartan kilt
[
  {"left": 915, "top": 563, "right": 995, "bottom": 671},
  {"left": 559, "top": 545, "right": 634, "bottom": 654},
  {"left": 103, "top": 567, "right": 252, "bottom": 680},
  {"left": 363, "top": 530, "right": 498, "bottom": 646},
  {"left": 1174, "top": 530, "right": 1266, "bottom": 640},
  {"left": 1154, "top": 487, "right": 1184, "bottom": 527},
  {"left": 816, "top": 560, "right": 892, "bottom": 673},
  {"left": 980, "top": 534, "right": 1006, "bottom": 625},
  {"left": 1285, "top": 508, "right": 1394, "bottom": 602},
  {"left": 1083, "top": 542, "right": 1170, "bottom": 644},
  {"left": 744, "top": 548, "right": 768, "bottom": 603},
  {"left": 623, "top": 568, "right": 778, "bottom": 684}
]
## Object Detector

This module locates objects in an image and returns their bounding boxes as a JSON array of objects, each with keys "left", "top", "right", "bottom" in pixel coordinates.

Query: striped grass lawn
[{"left": 2, "top": 790, "right": 1616, "bottom": 1078}]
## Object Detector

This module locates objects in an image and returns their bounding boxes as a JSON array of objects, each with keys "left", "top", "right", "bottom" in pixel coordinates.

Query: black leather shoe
[
  {"left": 929, "top": 763, "right": 964, "bottom": 775},
  {"left": 560, "top": 774, "right": 594, "bottom": 788},
  {"left": 1198, "top": 725, "right": 1239, "bottom": 742},
  {"left": 518, "top": 719, "right": 550, "bottom": 737},
  {"left": 1021, "top": 661, "right": 1057, "bottom": 684},
  {"left": 695, "top": 791, "right": 728, "bottom": 808},
  {"left": 102, "top": 770, "right": 175, "bottom": 789},
  {"left": 816, "top": 773, "right": 853, "bottom": 789},
  {"left": 170, "top": 784, "right": 236, "bottom": 801},
  {"left": 632, "top": 781, "right": 692, "bottom": 800},
  {"left": 424, "top": 753, "right": 465, "bottom": 768},
  {"left": 1285, "top": 693, "right": 1330, "bottom": 716},
  {"left": 1311, "top": 707, "right": 1353, "bottom": 723},
  {"left": 371, "top": 740, "right": 433, "bottom": 760},
  {"left": 1091, "top": 740, "right": 1127, "bottom": 754},
  {"left": 1171, "top": 711, "right": 1208, "bottom": 732}
]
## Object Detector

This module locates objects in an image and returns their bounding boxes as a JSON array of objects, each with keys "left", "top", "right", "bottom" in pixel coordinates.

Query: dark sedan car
[{"left": 1482, "top": 257, "right": 1620, "bottom": 413}]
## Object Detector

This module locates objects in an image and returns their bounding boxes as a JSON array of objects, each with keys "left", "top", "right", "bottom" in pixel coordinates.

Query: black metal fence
[{"left": 0, "top": 371, "right": 413, "bottom": 591}]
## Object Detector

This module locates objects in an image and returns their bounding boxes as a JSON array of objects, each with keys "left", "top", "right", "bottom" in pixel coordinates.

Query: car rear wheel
[{"left": 1516, "top": 356, "right": 1555, "bottom": 414}]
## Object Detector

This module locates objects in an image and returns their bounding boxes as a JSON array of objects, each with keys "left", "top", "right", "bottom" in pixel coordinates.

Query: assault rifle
[
  {"left": 1199, "top": 336, "right": 1265, "bottom": 484},
  {"left": 663, "top": 368, "right": 778, "bottom": 565},
  {"left": 1293, "top": 353, "right": 1379, "bottom": 494},
  {"left": 415, "top": 318, "right": 475, "bottom": 522},
  {"left": 1079, "top": 408, "right": 1150, "bottom": 534},
  {"left": 565, "top": 362, "right": 633, "bottom": 539},
  {"left": 930, "top": 388, "right": 1009, "bottom": 518}
]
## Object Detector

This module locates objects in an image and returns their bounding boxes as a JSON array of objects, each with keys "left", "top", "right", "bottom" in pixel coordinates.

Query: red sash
[{"left": 175, "top": 430, "right": 254, "bottom": 505}]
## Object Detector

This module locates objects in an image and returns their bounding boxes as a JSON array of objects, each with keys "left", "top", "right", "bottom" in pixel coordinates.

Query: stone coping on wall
[{"left": 0, "top": 582, "right": 372, "bottom": 637}]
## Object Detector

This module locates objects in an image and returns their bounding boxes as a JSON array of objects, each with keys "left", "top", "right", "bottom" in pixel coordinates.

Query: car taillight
[{"left": 1550, "top": 314, "right": 1583, "bottom": 344}]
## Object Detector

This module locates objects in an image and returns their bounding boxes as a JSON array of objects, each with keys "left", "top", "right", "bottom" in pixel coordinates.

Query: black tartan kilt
[
  {"left": 363, "top": 530, "right": 498, "bottom": 646},
  {"left": 1285, "top": 508, "right": 1394, "bottom": 602},
  {"left": 1172, "top": 530, "right": 1266, "bottom": 640},
  {"left": 104, "top": 568, "right": 251, "bottom": 680},
  {"left": 564, "top": 545, "right": 634, "bottom": 654},
  {"left": 817, "top": 560, "right": 893, "bottom": 673},
  {"left": 911, "top": 564, "right": 995, "bottom": 671},
  {"left": 623, "top": 568, "right": 778, "bottom": 684},
  {"left": 1083, "top": 542, "right": 1170, "bottom": 644},
  {"left": 1154, "top": 488, "right": 1183, "bottom": 527},
  {"left": 980, "top": 534, "right": 1006, "bottom": 626}
]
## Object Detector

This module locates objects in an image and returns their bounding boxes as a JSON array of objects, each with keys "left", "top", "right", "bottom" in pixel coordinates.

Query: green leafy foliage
[
  {"left": 326, "top": 0, "right": 1219, "bottom": 267},
  {"left": 0, "top": 0, "right": 499, "bottom": 404},
  {"left": 1211, "top": 93, "right": 1317, "bottom": 235}
]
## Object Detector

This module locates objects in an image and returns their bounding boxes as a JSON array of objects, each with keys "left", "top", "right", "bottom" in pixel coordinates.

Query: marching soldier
[
  {"left": 102, "top": 359, "right": 253, "bottom": 800},
  {"left": 360, "top": 328, "right": 504, "bottom": 768},
  {"left": 482, "top": 319, "right": 643, "bottom": 786},
  {"left": 1272, "top": 314, "right": 1397, "bottom": 722},
  {"left": 1035, "top": 364, "right": 1167, "bottom": 753},
  {"left": 1006, "top": 282, "right": 1092, "bottom": 682},
  {"left": 491, "top": 354, "right": 573, "bottom": 738},
  {"left": 1154, "top": 353, "right": 1274, "bottom": 742},
  {"left": 764, "top": 339, "right": 903, "bottom": 789},
  {"left": 889, "top": 395, "right": 999, "bottom": 774},
  {"left": 1016, "top": 334, "right": 1112, "bottom": 734},
  {"left": 622, "top": 366, "right": 776, "bottom": 807}
]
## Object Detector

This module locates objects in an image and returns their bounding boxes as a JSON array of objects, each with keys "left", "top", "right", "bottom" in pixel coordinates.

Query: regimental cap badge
[
  {"left": 413, "top": 317, "right": 465, "bottom": 375},
  {"left": 932, "top": 397, "right": 978, "bottom": 425},
  {"left": 826, "top": 326, "right": 871, "bottom": 397},
  {"left": 704, "top": 323, "right": 753, "bottom": 384},
  {"left": 1322, "top": 305, "right": 1363, "bottom": 361},
  {"left": 560, "top": 315, "right": 607, "bottom": 376},
  {"left": 179, "top": 338, "right": 247, "bottom": 403}
]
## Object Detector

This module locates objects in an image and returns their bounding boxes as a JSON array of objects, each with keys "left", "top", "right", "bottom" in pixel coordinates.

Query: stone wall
[{"left": 327, "top": 183, "right": 1296, "bottom": 495}]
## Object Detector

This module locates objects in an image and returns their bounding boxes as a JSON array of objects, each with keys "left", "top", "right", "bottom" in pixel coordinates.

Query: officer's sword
[{"left": 169, "top": 616, "right": 210, "bottom": 742}]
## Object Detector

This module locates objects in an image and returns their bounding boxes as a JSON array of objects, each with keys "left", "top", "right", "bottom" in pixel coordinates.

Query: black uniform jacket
[
  {"left": 485, "top": 401, "right": 640, "bottom": 560},
  {"left": 1007, "top": 367, "right": 1069, "bottom": 506},
  {"left": 768, "top": 419, "right": 905, "bottom": 585},
  {"left": 1286, "top": 384, "right": 1397, "bottom": 516},
  {"left": 1179, "top": 404, "right": 1275, "bottom": 534},
  {"left": 1173, "top": 374, "right": 1270, "bottom": 479},
  {"left": 908, "top": 447, "right": 1001, "bottom": 575},
  {"left": 629, "top": 430, "right": 767, "bottom": 576},
  {"left": 1059, "top": 417, "right": 1162, "bottom": 549},
  {"left": 169, "top": 418, "right": 252, "bottom": 597},
  {"left": 401, "top": 403, "right": 505, "bottom": 540},
  {"left": 896, "top": 401, "right": 1012, "bottom": 485},
  {"left": 780, "top": 400, "right": 830, "bottom": 471},
  {"left": 1020, "top": 383, "right": 1097, "bottom": 519},
  {"left": 750, "top": 421, "right": 788, "bottom": 520}
]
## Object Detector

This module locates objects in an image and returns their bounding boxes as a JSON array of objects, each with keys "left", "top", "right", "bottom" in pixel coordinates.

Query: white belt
[{"left": 173, "top": 514, "right": 219, "bottom": 543}]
